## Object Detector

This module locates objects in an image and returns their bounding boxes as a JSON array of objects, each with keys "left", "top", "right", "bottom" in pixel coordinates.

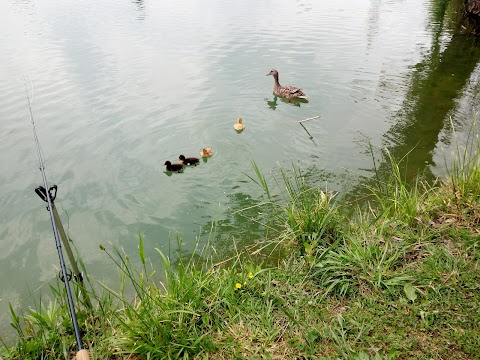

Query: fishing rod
[{"left": 25, "top": 83, "right": 90, "bottom": 360}]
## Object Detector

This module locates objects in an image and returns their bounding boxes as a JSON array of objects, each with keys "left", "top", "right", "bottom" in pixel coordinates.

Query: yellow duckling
[
  {"left": 200, "top": 147, "right": 213, "bottom": 157},
  {"left": 234, "top": 117, "right": 245, "bottom": 132}
]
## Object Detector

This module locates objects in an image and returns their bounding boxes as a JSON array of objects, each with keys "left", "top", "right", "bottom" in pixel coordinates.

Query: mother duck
[{"left": 266, "top": 69, "right": 308, "bottom": 100}]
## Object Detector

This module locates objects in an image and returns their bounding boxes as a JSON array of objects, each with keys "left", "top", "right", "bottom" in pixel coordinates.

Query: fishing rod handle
[{"left": 76, "top": 349, "right": 90, "bottom": 360}]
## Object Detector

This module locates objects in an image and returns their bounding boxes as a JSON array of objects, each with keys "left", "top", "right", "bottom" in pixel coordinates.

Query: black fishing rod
[{"left": 25, "top": 84, "right": 90, "bottom": 360}]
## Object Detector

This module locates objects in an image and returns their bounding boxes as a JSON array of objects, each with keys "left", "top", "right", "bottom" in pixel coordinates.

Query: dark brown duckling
[
  {"left": 164, "top": 161, "right": 184, "bottom": 173},
  {"left": 179, "top": 155, "right": 200, "bottom": 166}
]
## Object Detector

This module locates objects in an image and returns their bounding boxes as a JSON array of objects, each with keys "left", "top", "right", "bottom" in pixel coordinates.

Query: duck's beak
[{"left": 266, "top": 72, "right": 271, "bottom": 76}]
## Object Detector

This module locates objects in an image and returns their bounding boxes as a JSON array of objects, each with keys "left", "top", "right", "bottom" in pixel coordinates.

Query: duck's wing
[
  {"left": 187, "top": 157, "right": 199, "bottom": 163},
  {"left": 283, "top": 85, "right": 308, "bottom": 98}
]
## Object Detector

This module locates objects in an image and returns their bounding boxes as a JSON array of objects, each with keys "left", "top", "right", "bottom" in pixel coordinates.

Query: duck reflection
[
  {"left": 132, "top": 0, "right": 146, "bottom": 20},
  {"left": 265, "top": 96, "right": 279, "bottom": 110},
  {"left": 265, "top": 95, "right": 308, "bottom": 110}
]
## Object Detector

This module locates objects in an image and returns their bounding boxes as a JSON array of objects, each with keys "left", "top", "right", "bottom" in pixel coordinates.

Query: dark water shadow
[
  {"left": 200, "top": 190, "right": 278, "bottom": 257},
  {"left": 352, "top": 0, "right": 480, "bottom": 201},
  {"left": 197, "top": 165, "right": 343, "bottom": 263},
  {"left": 382, "top": 34, "right": 480, "bottom": 180}
]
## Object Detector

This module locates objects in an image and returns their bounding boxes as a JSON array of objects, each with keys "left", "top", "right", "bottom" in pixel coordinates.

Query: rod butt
[{"left": 75, "top": 349, "right": 90, "bottom": 360}]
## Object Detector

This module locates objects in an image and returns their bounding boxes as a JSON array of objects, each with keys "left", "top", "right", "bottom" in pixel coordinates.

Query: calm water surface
[{"left": 1, "top": 0, "right": 479, "bottom": 333}]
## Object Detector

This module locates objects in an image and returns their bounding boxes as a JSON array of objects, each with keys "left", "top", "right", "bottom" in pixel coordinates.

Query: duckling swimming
[
  {"left": 234, "top": 117, "right": 245, "bottom": 132},
  {"left": 200, "top": 147, "right": 213, "bottom": 157},
  {"left": 179, "top": 155, "right": 200, "bottom": 166},
  {"left": 164, "top": 161, "right": 184, "bottom": 173}
]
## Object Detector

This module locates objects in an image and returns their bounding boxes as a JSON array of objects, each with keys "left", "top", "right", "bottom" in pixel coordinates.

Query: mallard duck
[
  {"left": 266, "top": 69, "right": 308, "bottom": 100},
  {"left": 179, "top": 155, "right": 199, "bottom": 166},
  {"left": 164, "top": 161, "right": 184, "bottom": 172},
  {"left": 234, "top": 117, "right": 245, "bottom": 132},
  {"left": 200, "top": 147, "right": 213, "bottom": 157},
  {"left": 467, "top": 0, "right": 480, "bottom": 14}
]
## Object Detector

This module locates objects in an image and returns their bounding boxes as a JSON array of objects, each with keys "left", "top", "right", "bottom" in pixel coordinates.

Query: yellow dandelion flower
[
  {"left": 235, "top": 283, "right": 242, "bottom": 289},
  {"left": 248, "top": 272, "right": 254, "bottom": 279},
  {"left": 244, "top": 281, "right": 247, "bottom": 285}
]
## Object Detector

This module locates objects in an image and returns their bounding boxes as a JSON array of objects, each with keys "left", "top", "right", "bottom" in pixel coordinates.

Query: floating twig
[
  {"left": 299, "top": 122, "right": 317, "bottom": 146},
  {"left": 298, "top": 115, "right": 321, "bottom": 123}
]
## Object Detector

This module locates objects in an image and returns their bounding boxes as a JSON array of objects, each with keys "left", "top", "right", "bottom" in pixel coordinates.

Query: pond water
[{"left": 1, "top": 0, "right": 480, "bottom": 335}]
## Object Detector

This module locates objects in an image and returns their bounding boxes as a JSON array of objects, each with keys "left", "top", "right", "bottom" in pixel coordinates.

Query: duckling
[
  {"left": 234, "top": 117, "right": 245, "bottom": 132},
  {"left": 200, "top": 147, "right": 213, "bottom": 157},
  {"left": 266, "top": 69, "right": 308, "bottom": 100},
  {"left": 164, "top": 161, "right": 184, "bottom": 173},
  {"left": 179, "top": 155, "right": 200, "bottom": 166}
]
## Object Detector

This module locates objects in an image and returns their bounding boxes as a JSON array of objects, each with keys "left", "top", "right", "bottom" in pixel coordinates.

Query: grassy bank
[{"left": 1, "top": 126, "right": 479, "bottom": 359}]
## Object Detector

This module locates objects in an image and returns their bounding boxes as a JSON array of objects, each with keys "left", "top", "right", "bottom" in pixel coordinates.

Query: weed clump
[{"left": 1, "top": 121, "right": 479, "bottom": 359}]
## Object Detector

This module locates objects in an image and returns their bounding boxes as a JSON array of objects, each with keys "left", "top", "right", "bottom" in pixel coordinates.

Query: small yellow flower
[
  {"left": 235, "top": 283, "right": 242, "bottom": 289},
  {"left": 244, "top": 281, "right": 247, "bottom": 285},
  {"left": 248, "top": 272, "right": 254, "bottom": 279}
]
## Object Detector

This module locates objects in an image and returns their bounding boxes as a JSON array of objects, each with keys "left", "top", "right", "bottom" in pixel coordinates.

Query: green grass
[
  {"left": 367, "top": 148, "right": 437, "bottom": 227},
  {"left": 1, "top": 122, "right": 479, "bottom": 359}
]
